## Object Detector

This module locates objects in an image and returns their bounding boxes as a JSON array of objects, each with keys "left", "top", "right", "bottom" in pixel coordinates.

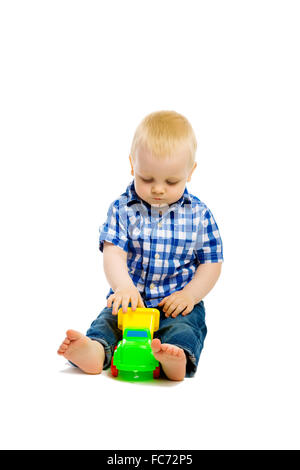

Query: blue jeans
[{"left": 85, "top": 301, "right": 207, "bottom": 378}]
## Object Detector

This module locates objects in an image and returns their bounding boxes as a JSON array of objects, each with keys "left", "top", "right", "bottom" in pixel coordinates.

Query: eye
[
  {"left": 141, "top": 177, "right": 152, "bottom": 183},
  {"left": 139, "top": 176, "right": 179, "bottom": 185}
]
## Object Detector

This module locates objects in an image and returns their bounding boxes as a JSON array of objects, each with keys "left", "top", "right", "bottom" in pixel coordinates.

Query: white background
[{"left": 0, "top": 0, "right": 299, "bottom": 450}]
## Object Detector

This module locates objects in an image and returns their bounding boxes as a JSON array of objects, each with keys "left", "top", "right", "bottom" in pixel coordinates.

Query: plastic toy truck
[{"left": 111, "top": 307, "right": 160, "bottom": 379}]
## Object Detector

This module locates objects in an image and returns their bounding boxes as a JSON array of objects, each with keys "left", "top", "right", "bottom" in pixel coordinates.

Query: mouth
[{"left": 153, "top": 197, "right": 163, "bottom": 200}]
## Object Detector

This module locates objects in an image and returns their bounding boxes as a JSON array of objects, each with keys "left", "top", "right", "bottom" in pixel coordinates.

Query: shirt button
[
  {"left": 150, "top": 283, "right": 155, "bottom": 289},
  {"left": 155, "top": 253, "right": 160, "bottom": 259}
]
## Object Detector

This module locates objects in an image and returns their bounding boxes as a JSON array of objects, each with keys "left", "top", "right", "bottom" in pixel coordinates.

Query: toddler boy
[{"left": 57, "top": 110, "right": 223, "bottom": 381}]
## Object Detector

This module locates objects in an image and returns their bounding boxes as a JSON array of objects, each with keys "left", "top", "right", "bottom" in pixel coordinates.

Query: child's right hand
[{"left": 107, "top": 283, "right": 145, "bottom": 315}]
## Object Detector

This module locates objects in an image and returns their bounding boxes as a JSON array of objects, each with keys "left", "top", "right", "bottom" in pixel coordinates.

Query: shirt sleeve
[
  {"left": 99, "top": 200, "right": 129, "bottom": 253},
  {"left": 195, "top": 207, "right": 224, "bottom": 264}
]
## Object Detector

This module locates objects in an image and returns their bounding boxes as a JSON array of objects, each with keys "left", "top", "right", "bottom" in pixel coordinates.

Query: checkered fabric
[{"left": 99, "top": 180, "right": 223, "bottom": 307}]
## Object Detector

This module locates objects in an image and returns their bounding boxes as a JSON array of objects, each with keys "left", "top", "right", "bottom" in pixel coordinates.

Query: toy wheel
[
  {"left": 111, "top": 354, "right": 119, "bottom": 377},
  {"left": 153, "top": 365, "right": 160, "bottom": 379}
]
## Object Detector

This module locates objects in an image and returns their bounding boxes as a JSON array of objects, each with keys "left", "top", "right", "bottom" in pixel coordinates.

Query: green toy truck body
[{"left": 111, "top": 328, "right": 160, "bottom": 377}]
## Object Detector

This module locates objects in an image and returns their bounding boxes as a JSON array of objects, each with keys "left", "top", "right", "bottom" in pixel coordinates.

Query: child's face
[{"left": 129, "top": 144, "right": 196, "bottom": 206}]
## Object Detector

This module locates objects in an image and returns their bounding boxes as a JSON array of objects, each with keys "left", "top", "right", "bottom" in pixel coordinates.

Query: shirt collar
[{"left": 126, "top": 180, "right": 192, "bottom": 207}]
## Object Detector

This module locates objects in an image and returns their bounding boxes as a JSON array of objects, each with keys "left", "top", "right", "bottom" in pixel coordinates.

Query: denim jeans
[{"left": 85, "top": 301, "right": 207, "bottom": 378}]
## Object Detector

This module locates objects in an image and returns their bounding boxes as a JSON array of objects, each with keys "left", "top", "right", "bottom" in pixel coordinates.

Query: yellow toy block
[{"left": 117, "top": 307, "right": 160, "bottom": 339}]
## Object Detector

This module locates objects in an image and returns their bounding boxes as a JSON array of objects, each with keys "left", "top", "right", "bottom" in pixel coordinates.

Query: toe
[
  {"left": 151, "top": 338, "right": 162, "bottom": 353},
  {"left": 57, "top": 343, "right": 68, "bottom": 353},
  {"left": 161, "top": 343, "right": 169, "bottom": 353},
  {"left": 66, "top": 329, "right": 83, "bottom": 341}
]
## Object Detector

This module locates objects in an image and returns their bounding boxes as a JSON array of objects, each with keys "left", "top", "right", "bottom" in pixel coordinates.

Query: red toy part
[
  {"left": 111, "top": 347, "right": 119, "bottom": 377},
  {"left": 153, "top": 365, "right": 160, "bottom": 379},
  {"left": 111, "top": 361, "right": 118, "bottom": 377}
]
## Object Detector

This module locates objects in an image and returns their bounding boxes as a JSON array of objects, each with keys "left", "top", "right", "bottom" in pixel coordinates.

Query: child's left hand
[{"left": 158, "top": 289, "right": 195, "bottom": 318}]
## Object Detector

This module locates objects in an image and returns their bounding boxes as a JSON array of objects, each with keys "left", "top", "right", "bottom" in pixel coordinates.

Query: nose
[{"left": 152, "top": 185, "right": 165, "bottom": 196}]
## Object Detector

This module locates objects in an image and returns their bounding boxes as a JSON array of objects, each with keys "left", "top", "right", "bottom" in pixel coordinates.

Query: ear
[
  {"left": 129, "top": 155, "right": 134, "bottom": 176},
  {"left": 187, "top": 162, "right": 197, "bottom": 182}
]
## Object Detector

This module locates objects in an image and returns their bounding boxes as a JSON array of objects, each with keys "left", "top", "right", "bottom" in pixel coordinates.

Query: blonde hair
[{"left": 130, "top": 110, "right": 197, "bottom": 168}]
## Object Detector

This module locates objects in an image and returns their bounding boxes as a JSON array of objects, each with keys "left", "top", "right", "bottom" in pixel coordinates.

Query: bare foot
[
  {"left": 151, "top": 338, "right": 186, "bottom": 381},
  {"left": 57, "top": 329, "right": 105, "bottom": 374}
]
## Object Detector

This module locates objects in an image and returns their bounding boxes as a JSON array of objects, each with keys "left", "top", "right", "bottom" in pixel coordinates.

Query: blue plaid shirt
[{"left": 99, "top": 180, "right": 223, "bottom": 308}]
